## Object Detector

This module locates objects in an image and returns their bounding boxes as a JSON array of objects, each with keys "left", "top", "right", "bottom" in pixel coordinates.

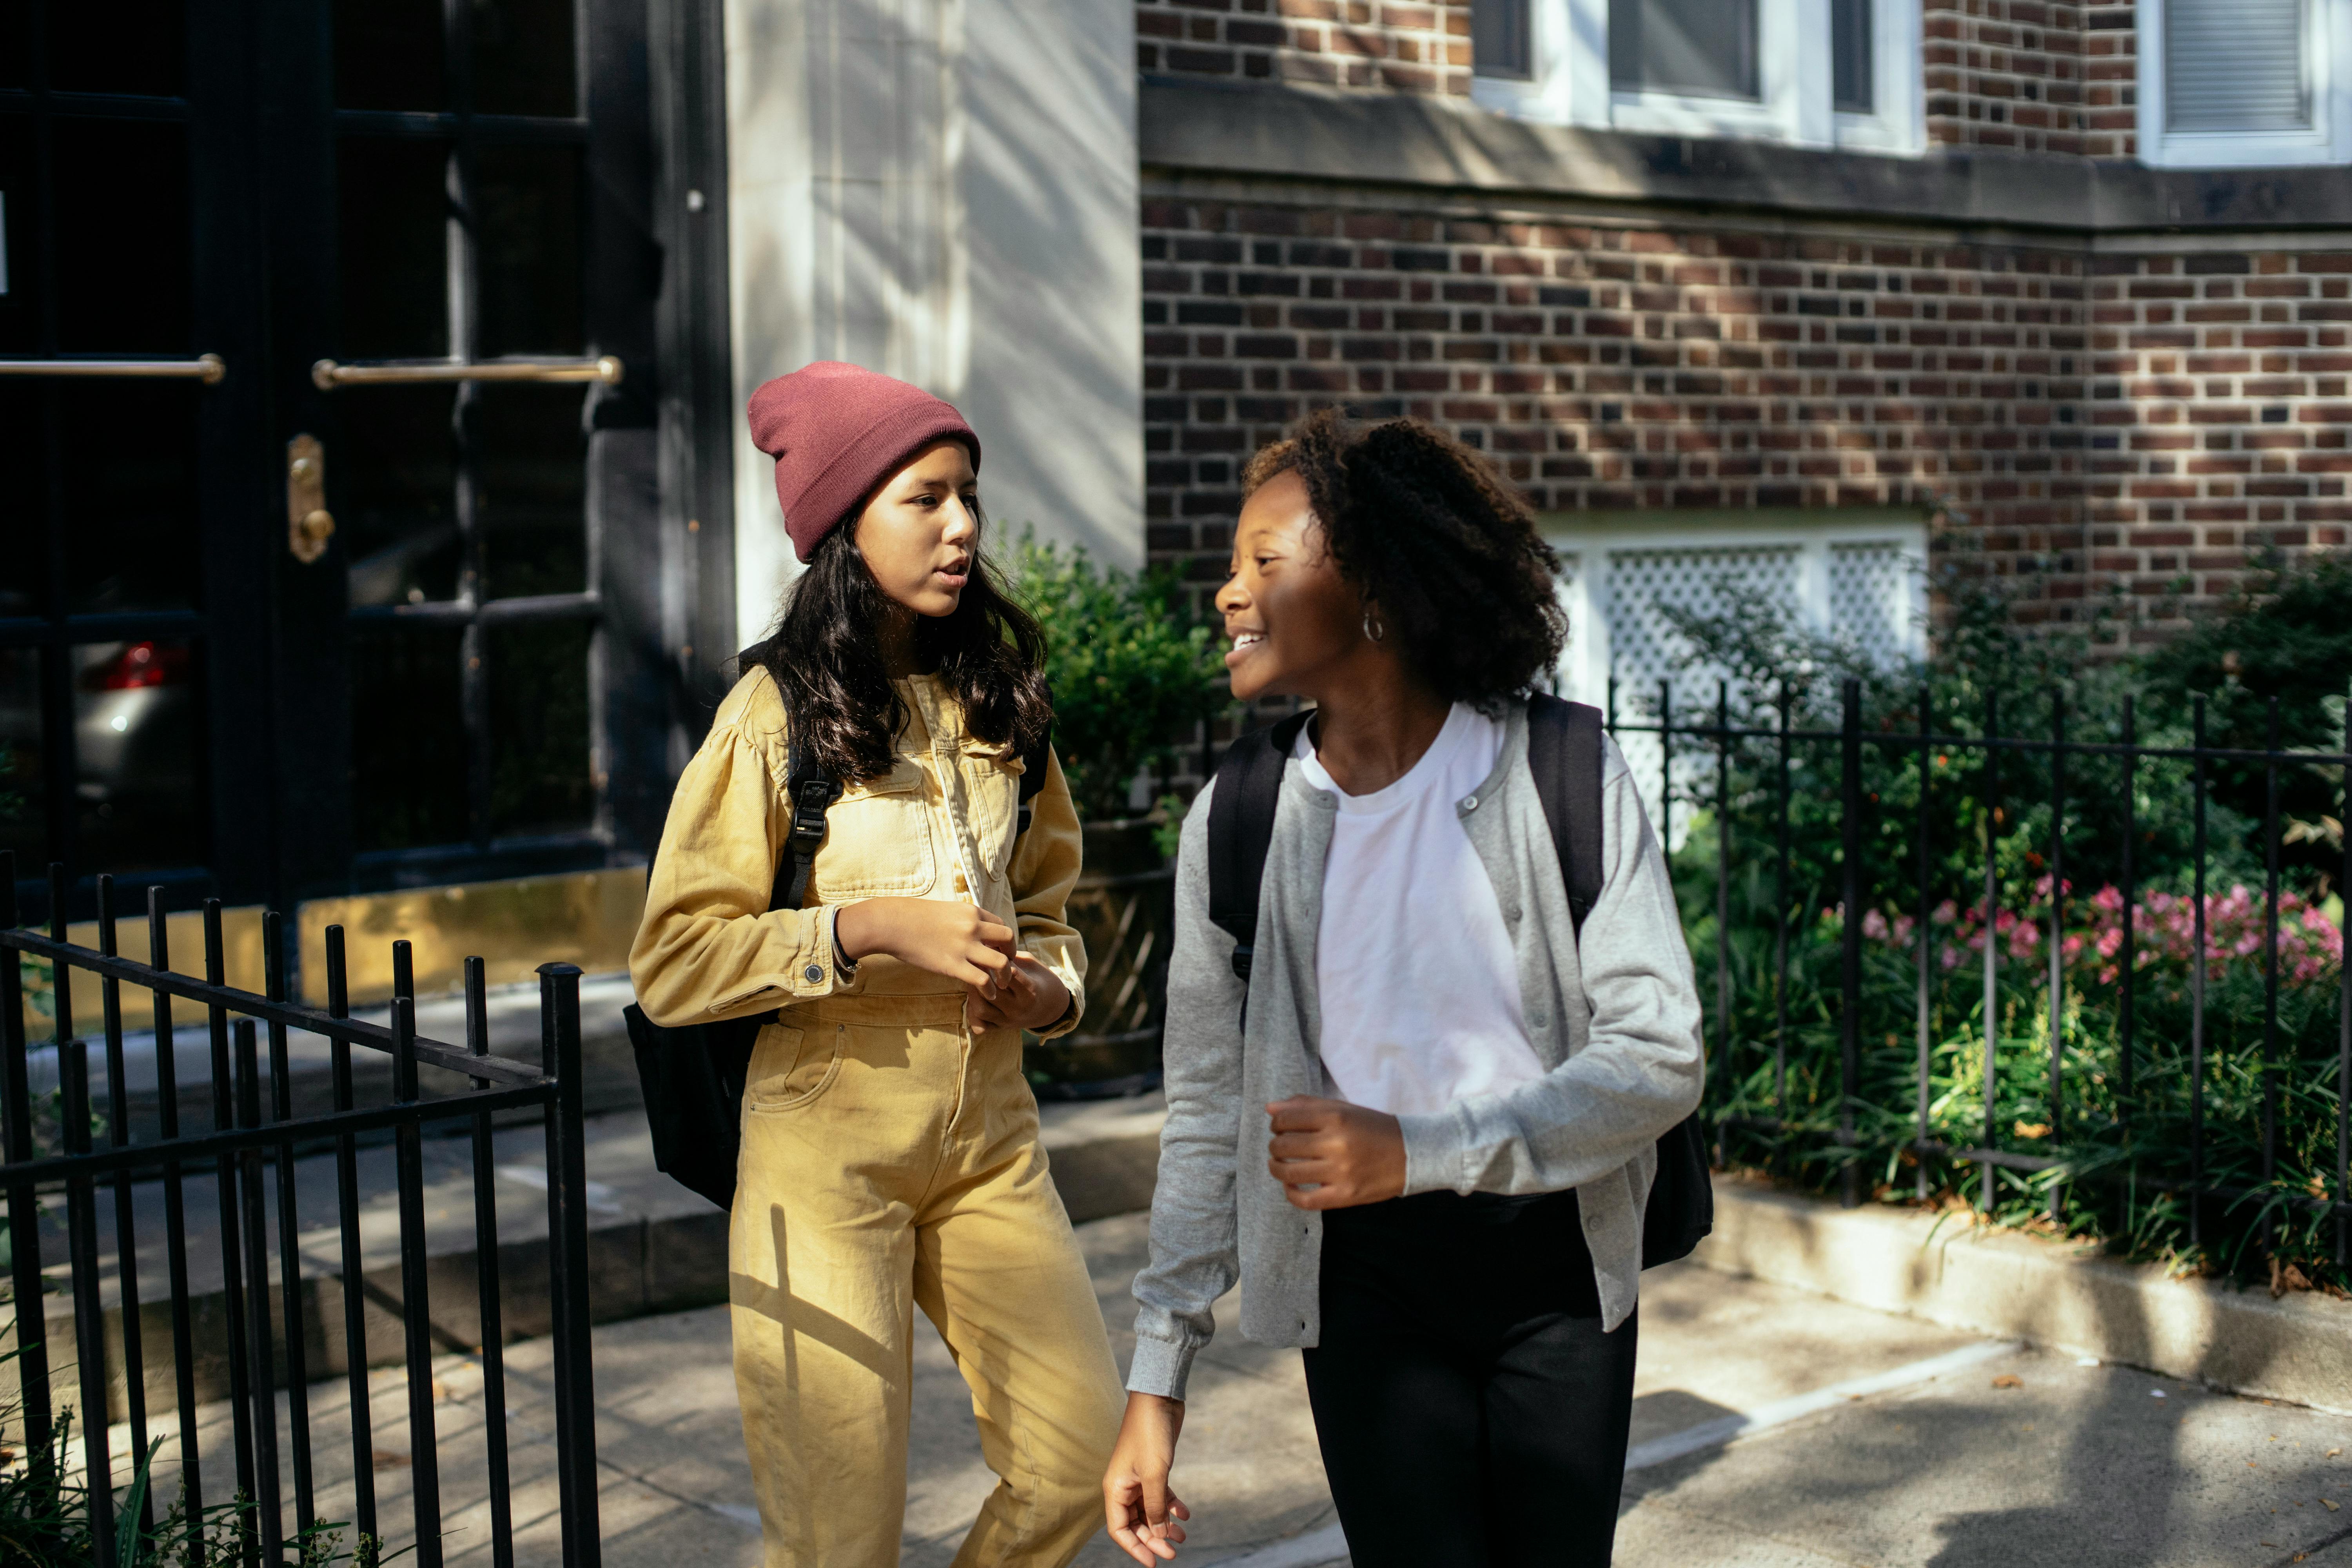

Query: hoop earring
[{"left": 1363, "top": 608, "right": 1385, "bottom": 644}]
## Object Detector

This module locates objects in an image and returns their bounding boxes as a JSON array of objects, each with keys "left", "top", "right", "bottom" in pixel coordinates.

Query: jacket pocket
[
  {"left": 967, "top": 748, "right": 1024, "bottom": 879},
  {"left": 745, "top": 1022, "right": 840, "bottom": 1112},
  {"left": 813, "top": 759, "right": 936, "bottom": 898}
]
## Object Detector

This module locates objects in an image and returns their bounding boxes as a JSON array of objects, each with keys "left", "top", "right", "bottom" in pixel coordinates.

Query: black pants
[{"left": 1301, "top": 1189, "right": 1639, "bottom": 1568}]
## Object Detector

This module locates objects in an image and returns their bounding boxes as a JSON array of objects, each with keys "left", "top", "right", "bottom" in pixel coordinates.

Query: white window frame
[
  {"left": 1470, "top": 0, "right": 1922, "bottom": 155},
  {"left": 2138, "top": 0, "right": 2352, "bottom": 169},
  {"left": 1540, "top": 510, "right": 1928, "bottom": 706},
  {"left": 1541, "top": 509, "right": 1927, "bottom": 848}
]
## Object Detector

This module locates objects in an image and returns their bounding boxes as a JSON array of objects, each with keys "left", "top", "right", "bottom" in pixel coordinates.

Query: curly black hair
[
  {"left": 1242, "top": 410, "right": 1566, "bottom": 704},
  {"left": 737, "top": 508, "right": 1053, "bottom": 784}
]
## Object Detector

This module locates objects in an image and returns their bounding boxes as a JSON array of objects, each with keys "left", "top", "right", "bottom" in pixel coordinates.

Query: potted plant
[{"left": 1009, "top": 532, "right": 1230, "bottom": 1096}]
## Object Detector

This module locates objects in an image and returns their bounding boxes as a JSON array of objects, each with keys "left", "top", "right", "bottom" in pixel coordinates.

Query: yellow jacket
[{"left": 630, "top": 665, "right": 1088, "bottom": 1036}]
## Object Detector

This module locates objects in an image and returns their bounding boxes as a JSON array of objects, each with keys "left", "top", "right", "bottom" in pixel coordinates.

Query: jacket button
[
  {"left": 804, "top": 964, "right": 824, "bottom": 984},
  {"left": 1460, "top": 795, "right": 1477, "bottom": 811},
  {"left": 1530, "top": 1012, "right": 1549, "bottom": 1029}
]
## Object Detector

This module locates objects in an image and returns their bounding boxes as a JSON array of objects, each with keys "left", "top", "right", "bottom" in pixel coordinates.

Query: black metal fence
[
  {"left": 2, "top": 853, "right": 603, "bottom": 1566},
  {"left": 1610, "top": 676, "right": 2352, "bottom": 1272}
]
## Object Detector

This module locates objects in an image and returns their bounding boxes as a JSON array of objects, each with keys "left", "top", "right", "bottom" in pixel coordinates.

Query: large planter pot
[{"left": 1024, "top": 817, "right": 1176, "bottom": 1100}]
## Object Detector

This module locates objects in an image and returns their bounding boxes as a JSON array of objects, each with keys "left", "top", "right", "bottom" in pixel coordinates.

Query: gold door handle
[
  {"left": 310, "top": 355, "right": 623, "bottom": 390},
  {"left": 287, "top": 434, "right": 336, "bottom": 564},
  {"left": 0, "top": 354, "right": 227, "bottom": 383}
]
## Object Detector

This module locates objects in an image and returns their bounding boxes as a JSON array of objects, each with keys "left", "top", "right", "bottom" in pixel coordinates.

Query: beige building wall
[{"left": 723, "top": 0, "right": 1143, "bottom": 648}]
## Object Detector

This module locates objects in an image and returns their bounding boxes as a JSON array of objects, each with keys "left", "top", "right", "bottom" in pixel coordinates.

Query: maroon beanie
[{"left": 746, "top": 361, "right": 982, "bottom": 562}]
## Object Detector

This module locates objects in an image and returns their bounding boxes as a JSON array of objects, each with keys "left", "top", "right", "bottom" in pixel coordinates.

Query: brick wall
[
  {"left": 1141, "top": 192, "right": 2352, "bottom": 645},
  {"left": 1923, "top": 0, "right": 2094, "bottom": 155},
  {"left": 1136, "top": 0, "right": 1470, "bottom": 93},
  {"left": 2085, "top": 250, "right": 2352, "bottom": 613}
]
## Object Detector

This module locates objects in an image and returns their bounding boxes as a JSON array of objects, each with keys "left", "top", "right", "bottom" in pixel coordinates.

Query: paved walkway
[{"left": 74, "top": 1209, "right": 2352, "bottom": 1567}]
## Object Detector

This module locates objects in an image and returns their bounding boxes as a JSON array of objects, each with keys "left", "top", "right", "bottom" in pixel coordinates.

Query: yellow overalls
[{"left": 630, "top": 667, "right": 1122, "bottom": 1568}]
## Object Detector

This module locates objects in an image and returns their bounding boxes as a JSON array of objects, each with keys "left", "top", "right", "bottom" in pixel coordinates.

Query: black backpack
[
  {"left": 626, "top": 724, "right": 1051, "bottom": 1210},
  {"left": 1205, "top": 694, "right": 1713, "bottom": 1268}
]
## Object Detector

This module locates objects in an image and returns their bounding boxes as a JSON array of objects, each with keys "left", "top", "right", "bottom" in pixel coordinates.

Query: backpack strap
[
  {"left": 1525, "top": 693, "right": 1606, "bottom": 939},
  {"left": 1207, "top": 710, "right": 1317, "bottom": 983},
  {"left": 778, "top": 733, "right": 842, "bottom": 910},
  {"left": 1013, "top": 724, "right": 1053, "bottom": 840}
]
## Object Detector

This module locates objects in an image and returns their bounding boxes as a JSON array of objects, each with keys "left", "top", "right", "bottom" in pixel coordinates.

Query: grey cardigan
[{"left": 1126, "top": 700, "right": 1705, "bottom": 1401}]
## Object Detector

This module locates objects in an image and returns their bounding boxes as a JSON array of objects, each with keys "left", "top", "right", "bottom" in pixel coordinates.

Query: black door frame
[{"left": 13, "top": 0, "right": 736, "bottom": 924}]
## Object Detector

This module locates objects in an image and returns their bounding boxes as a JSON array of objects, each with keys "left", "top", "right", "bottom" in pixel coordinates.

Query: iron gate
[{"left": 1, "top": 852, "right": 603, "bottom": 1566}]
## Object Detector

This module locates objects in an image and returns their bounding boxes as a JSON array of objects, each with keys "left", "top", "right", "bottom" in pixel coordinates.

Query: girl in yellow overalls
[{"left": 629, "top": 361, "right": 1123, "bottom": 1568}]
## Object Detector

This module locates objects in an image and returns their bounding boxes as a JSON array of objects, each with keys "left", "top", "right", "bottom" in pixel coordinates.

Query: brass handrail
[
  {"left": 0, "top": 354, "right": 226, "bottom": 384},
  {"left": 312, "top": 355, "right": 623, "bottom": 391}
]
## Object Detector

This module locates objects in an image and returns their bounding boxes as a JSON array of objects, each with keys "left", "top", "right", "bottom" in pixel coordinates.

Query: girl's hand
[
  {"left": 834, "top": 898, "right": 1016, "bottom": 989},
  {"left": 966, "top": 953, "right": 1071, "bottom": 1033},
  {"left": 1266, "top": 1096, "right": 1406, "bottom": 1210},
  {"left": 1103, "top": 1392, "right": 1190, "bottom": 1564}
]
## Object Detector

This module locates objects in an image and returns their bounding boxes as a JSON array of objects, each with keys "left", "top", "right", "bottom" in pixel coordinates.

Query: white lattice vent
[
  {"left": 1541, "top": 512, "right": 1927, "bottom": 848},
  {"left": 1828, "top": 542, "right": 1915, "bottom": 672}
]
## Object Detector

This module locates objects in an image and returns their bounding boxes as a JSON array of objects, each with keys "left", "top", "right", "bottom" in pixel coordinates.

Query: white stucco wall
[{"left": 723, "top": 0, "right": 1142, "bottom": 648}]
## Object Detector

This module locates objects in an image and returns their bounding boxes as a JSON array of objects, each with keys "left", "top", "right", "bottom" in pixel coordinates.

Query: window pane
[
  {"left": 0, "top": 385, "right": 44, "bottom": 617},
  {"left": 56, "top": 120, "right": 191, "bottom": 353},
  {"left": 1474, "top": 0, "right": 1534, "bottom": 80},
  {"left": 0, "top": 122, "right": 27, "bottom": 353},
  {"left": 2168, "top": 0, "right": 2309, "bottom": 134},
  {"left": 478, "top": 385, "right": 587, "bottom": 599},
  {"left": 1608, "top": 0, "right": 1759, "bottom": 100},
  {"left": 351, "top": 626, "right": 468, "bottom": 852},
  {"left": 74, "top": 639, "right": 206, "bottom": 875},
  {"left": 48, "top": 0, "right": 185, "bottom": 97},
  {"left": 61, "top": 382, "right": 203, "bottom": 614},
  {"left": 474, "top": 0, "right": 578, "bottom": 116},
  {"left": 476, "top": 144, "right": 583, "bottom": 358},
  {"left": 342, "top": 386, "right": 461, "bottom": 608},
  {"left": 337, "top": 138, "right": 452, "bottom": 361},
  {"left": 488, "top": 619, "right": 592, "bottom": 837},
  {"left": 335, "top": 0, "right": 446, "bottom": 111},
  {"left": 0, "top": 647, "right": 47, "bottom": 870},
  {"left": 1832, "top": 0, "right": 1873, "bottom": 113}
]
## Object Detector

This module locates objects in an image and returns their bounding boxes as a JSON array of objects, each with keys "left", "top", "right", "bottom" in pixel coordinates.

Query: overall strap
[
  {"left": 1013, "top": 723, "right": 1054, "bottom": 840},
  {"left": 1525, "top": 693, "right": 1606, "bottom": 938},
  {"left": 1206, "top": 709, "right": 1316, "bottom": 983}
]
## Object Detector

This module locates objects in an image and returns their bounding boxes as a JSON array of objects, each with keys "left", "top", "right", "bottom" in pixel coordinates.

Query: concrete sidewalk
[{"left": 75, "top": 1209, "right": 2352, "bottom": 1568}]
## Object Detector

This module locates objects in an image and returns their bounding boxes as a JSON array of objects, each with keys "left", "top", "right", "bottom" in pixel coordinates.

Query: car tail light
[{"left": 84, "top": 642, "right": 192, "bottom": 691}]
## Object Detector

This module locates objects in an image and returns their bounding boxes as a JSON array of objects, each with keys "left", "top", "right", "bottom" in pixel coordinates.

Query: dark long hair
[
  {"left": 1242, "top": 409, "right": 1565, "bottom": 704},
  {"left": 739, "top": 507, "right": 1053, "bottom": 783}
]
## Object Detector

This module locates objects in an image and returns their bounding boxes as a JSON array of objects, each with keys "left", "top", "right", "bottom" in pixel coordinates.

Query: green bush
[
  {"left": 1656, "top": 550, "right": 2349, "bottom": 1287},
  {"left": 1006, "top": 531, "right": 1231, "bottom": 823}
]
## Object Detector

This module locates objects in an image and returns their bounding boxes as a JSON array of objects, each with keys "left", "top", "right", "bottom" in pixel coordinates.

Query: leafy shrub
[
  {"left": 1654, "top": 554, "right": 2349, "bottom": 1287},
  {"left": 1006, "top": 531, "right": 1230, "bottom": 822}
]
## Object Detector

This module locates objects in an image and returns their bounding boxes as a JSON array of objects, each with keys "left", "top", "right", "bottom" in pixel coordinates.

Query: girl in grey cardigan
[{"left": 1100, "top": 413, "right": 1705, "bottom": 1568}]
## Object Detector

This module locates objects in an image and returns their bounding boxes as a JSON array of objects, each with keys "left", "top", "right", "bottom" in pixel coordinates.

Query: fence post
[
  {"left": 61, "top": 1036, "right": 115, "bottom": 1565},
  {"left": 1840, "top": 678, "right": 1863, "bottom": 1209},
  {"left": 2190, "top": 696, "right": 2208, "bottom": 1249},
  {"left": 1916, "top": 686, "right": 1933, "bottom": 1201},
  {"left": 1981, "top": 693, "right": 2000, "bottom": 1215},
  {"left": 2262, "top": 697, "right": 2283, "bottom": 1230},
  {"left": 539, "top": 962, "right": 603, "bottom": 1568},
  {"left": 0, "top": 852, "right": 55, "bottom": 1477},
  {"left": 1775, "top": 686, "right": 1792, "bottom": 1120},
  {"left": 1715, "top": 681, "right": 1731, "bottom": 1161},
  {"left": 2047, "top": 689, "right": 2067, "bottom": 1227},
  {"left": 2338, "top": 682, "right": 2350, "bottom": 1271}
]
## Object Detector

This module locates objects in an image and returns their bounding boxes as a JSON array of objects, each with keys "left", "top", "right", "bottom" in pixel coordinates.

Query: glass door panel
[
  {"left": 326, "top": 0, "right": 601, "bottom": 874},
  {"left": 0, "top": 26, "right": 216, "bottom": 888}
]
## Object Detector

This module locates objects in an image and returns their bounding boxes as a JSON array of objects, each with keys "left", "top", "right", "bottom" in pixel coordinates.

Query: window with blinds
[
  {"left": 1608, "top": 0, "right": 1760, "bottom": 100},
  {"left": 2165, "top": 0, "right": 2312, "bottom": 134},
  {"left": 1474, "top": 0, "right": 1535, "bottom": 79}
]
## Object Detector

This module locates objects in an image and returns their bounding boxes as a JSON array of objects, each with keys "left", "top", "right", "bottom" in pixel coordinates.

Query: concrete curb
[{"left": 1690, "top": 1175, "right": 2352, "bottom": 1416}]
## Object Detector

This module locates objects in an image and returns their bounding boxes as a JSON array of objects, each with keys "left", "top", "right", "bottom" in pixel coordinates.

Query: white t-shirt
[{"left": 1295, "top": 703, "right": 1548, "bottom": 1118}]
